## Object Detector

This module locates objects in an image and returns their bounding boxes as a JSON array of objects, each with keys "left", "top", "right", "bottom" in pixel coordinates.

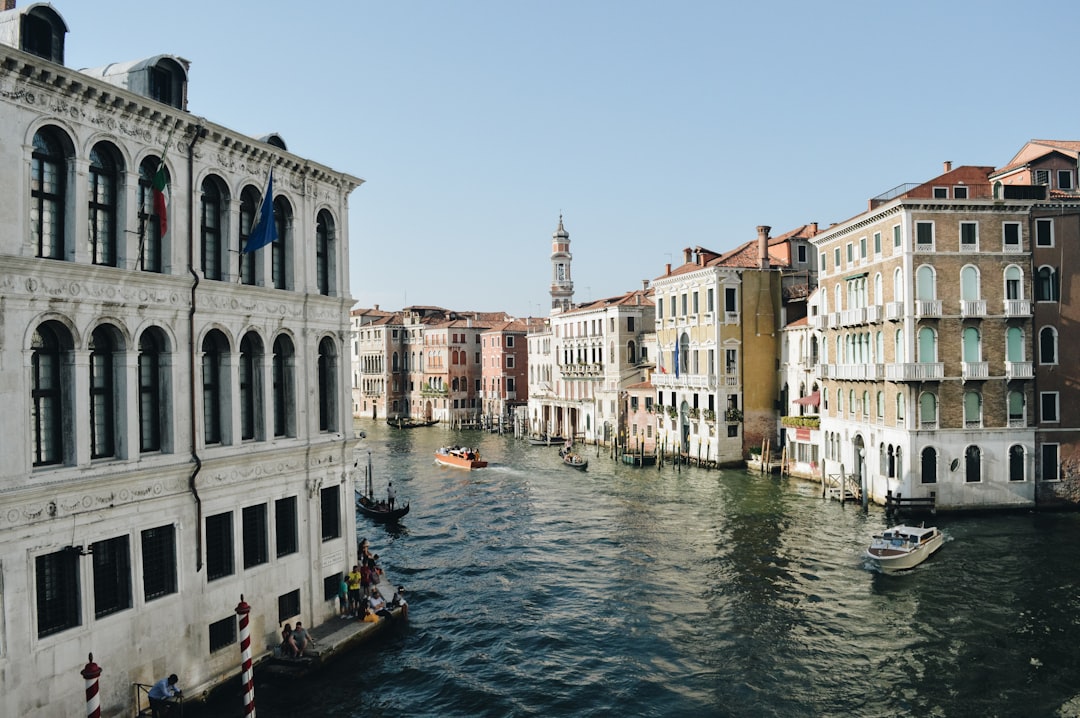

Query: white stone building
[{"left": 0, "top": 5, "right": 362, "bottom": 716}]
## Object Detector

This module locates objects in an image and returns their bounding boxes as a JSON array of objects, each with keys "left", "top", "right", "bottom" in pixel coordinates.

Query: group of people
[
  {"left": 279, "top": 620, "right": 315, "bottom": 659},
  {"left": 339, "top": 539, "right": 408, "bottom": 622}
]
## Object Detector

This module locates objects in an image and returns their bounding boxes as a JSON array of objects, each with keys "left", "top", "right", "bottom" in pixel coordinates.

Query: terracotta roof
[
  {"left": 625, "top": 380, "right": 654, "bottom": 391},
  {"left": 563, "top": 288, "right": 653, "bottom": 314},
  {"left": 784, "top": 316, "right": 809, "bottom": 329}
]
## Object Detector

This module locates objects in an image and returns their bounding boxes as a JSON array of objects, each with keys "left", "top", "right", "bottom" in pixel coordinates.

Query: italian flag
[{"left": 152, "top": 163, "right": 168, "bottom": 236}]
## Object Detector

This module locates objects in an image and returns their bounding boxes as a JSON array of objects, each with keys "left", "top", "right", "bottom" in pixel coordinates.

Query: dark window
[
  {"left": 202, "top": 331, "right": 228, "bottom": 445},
  {"left": 92, "top": 535, "right": 132, "bottom": 619},
  {"left": 953, "top": 186, "right": 968, "bottom": 199},
  {"left": 201, "top": 177, "right": 224, "bottom": 280},
  {"left": 324, "top": 573, "right": 342, "bottom": 602},
  {"left": 1039, "top": 327, "right": 1057, "bottom": 364},
  {"left": 32, "top": 322, "right": 66, "bottom": 466},
  {"left": 1059, "top": 171, "right": 1073, "bottom": 190},
  {"left": 88, "top": 144, "right": 119, "bottom": 267},
  {"left": 724, "top": 287, "right": 737, "bottom": 312},
  {"left": 1036, "top": 219, "right": 1053, "bottom": 247},
  {"left": 278, "top": 589, "right": 301, "bottom": 622},
  {"left": 1036, "top": 267, "right": 1059, "bottom": 302},
  {"left": 916, "top": 222, "right": 933, "bottom": 246},
  {"left": 1041, "top": 393, "right": 1059, "bottom": 422},
  {"left": 1042, "top": 444, "right": 1060, "bottom": 481},
  {"left": 209, "top": 616, "right": 237, "bottom": 652},
  {"left": 149, "top": 65, "right": 175, "bottom": 107},
  {"left": 141, "top": 525, "right": 177, "bottom": 601},
  {"left": 506, "top": 335, "right": 514, "bottom": 347},
  {"left": 273, "top": 336, "right": 294, "bottom": 438},
  {"left": 31, "top": 128, "right": 66, "bottom": 260},
  {"left": 239, "top": 333, "right": 263, "bottom": 441},
  {"left": 1003, "top": 223, "right": 1020, "bottom": 248},
  {"left": 36, "top": 550, "right": 80, "bottom": 637},
  {"left": 893, "top": 224, "right": 901, "bottom": 247},
  {"left": 933, "top": 187, "right": 948, "bottom": 199},
  {"left": 965, "top": 445, "right": 981, "bottom": 483},
  {"left": 206, "top": 512, "right": 234, "bottom": 581},
  {"left": 727, "top": 424, "right": 738, "bottom": 438},
  {"left": 242, "top": 504, "right": 269, "bottom": 569},
  {"left": 89, "top": 326, "right": 118, "bottom": 460},
  {"left": 139, "top": 329, "right": 165, "bottom": 453},
  {"left": 137, "top": 157, "right": 166, "bottom": 272},
  {"left": 318, "top": 337, "right": 337, "bottom": 432},
  {"left": 321, "top": 485, "right": 341, "bottom": 541},
  {"left": 22, "top": 12, "right": 63, "bottom": 63},
  {"left": 239, "top": 186, "right": 259, "bottom": 285},
  {"left": 276, "top": 497, "right": 298, "bottom": 557},
  {"left": 316, "top": 210, "right": 333, "bottom": 296},
  {"left": 921, "top": 447, "right": 937, "bottom": 484},
  {"left": 1009, "top": 445, "right": 1025, "bottom": 482},
  {"left": 960, "top": 222, "right": 977, "bottom": 246},
  {"left": 272, "top": 198, "right": 288, "bottom": 289}
]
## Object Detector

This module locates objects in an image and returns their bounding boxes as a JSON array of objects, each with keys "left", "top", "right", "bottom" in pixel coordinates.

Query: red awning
[{"left": 792, "top": 391, "right": 820, "bottom": 407}]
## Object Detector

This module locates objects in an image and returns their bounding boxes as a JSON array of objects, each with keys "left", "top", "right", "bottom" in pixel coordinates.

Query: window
[
  {"left": 846, "top": 243, "right": 853, "bottom": 263},
  {"left": 1035, "top": 169, "right": 1050, "bottom": 185},
  {"left": 724, "top": 287, "right": 737, "bottom": 313},
  {"left": 797, "top": 244, "right": 807, "bottom": 263},
  {"left": 933, "top": 187, "right": 948, "bottom": 199},
  {"left": 209, "top": 616, "right": 237, "bottom": 652},
  {"left": 272, "top": 197, "right": 291, "bottom": 290},
  {"left": 893, "top": 224, "right": 902, "bottom": 248},
  {"left": 963, "top": 391, "right": 982, "bottom": 428},
  {"left": 873, "top": 232, "right": 881, "bottom": 254},
  {"left": 507, "top": 377, "right": 515, "bottom": 392},
  {"left": 1042, "top": 444, "right": 1060, "bottom": 482},
  {"left": 506, "top": 356, "right": 515, "bottom": 369},
  {"left": 692, "top": 292, "right": 699, "bottom": 314},
  {"left": 959, "top": 222, "right": 978, "bottom": 249},
  {"left": 1036, "top": 266, "right": 1059, "bottom": 301},
  {"left": 239, "top": 333, "right": 264, "bottom": 442},
  {"left": 1036, "top": 219, "right": 1054, "bottom": 248},
  {"left": 32, "top": 321, "right": 70, "bottom": 467},
  {"left": 820, "top": 252, "right": 827, "bottom": 272},
  {"left": 657, "top": 298, "right": 663, "bottom": 319},
  {"left": 833, "top": 247, "right": 841, "bottom": 267},
  {"left": 962, "top": 327, "right": 981, "bottom": 363},
  {"left": 316, "top": 209, "right": 334, "bottom": 296},
  {"left": 36, "top": 550, "right": 80, "bottom": 637},
  {"left": 275, "top": 497, "right": 298, "bottom": 557},
  {"left": 318, "top": 337, "right": 338, "bottom": 432},
  {"left": 1005, "top": 265, "right": 1022, "bottom": 301},
  {"left": 32, "top": 127, "right": 68, "bottom": 260},
  {"left": 1009, "top": 445, "right": 1025, "bottom": 482},
  {"left": 916, "top": 265, "right": 936, "bottom": 301},
  {"left": 1008, "top": 390, "right": 1026, "bottom": 425},
  {"left": 202, "top": 331, "right": 229, "bottom": 446},
  {"left": 147, "top": 58, "right": 185, "bottom": 109},
  {"left": 915, "top": 222, "right": 934, "bottom": 248},
  {"left": 21, "top": 9, "right": 65, "bottom": 62},
  {"left": 1058, "top": 170, "right": 1073, "bottom": 190},
  {"left": 1003, "top": 223, "right": 1021, "bottom": 250},
  {"left": 88, "top": 143, "right": 120, "bottom": 266},
  {"left": 1041, "top": 392, "right": 1060, "bottom": 423},
  {"left": 278, "top": 589, "right": 301, "bottom": 622},
  {"left": 200, "top": 176, "right": 226, "bottom": 280},
  {"left": 89, "top": 325, "right": 120, "bottom": 460},
  {"left": 921, "top": 447, "right": 937, "bottom": 484},
  {"left": 139, "top": 329, "right": 167, "bottom": 454},
  {"left": 141, "top": 525, "right": 177, "bottom": 601},
  {"left": 242, "top": 504, "right": 269, "bottom": 569},
  {"left": 238, "top": 186, "right": 259, "bottom": 285},
  {"left": 138, "top": 156, "right": 167, "bottom": 272},
  {"left": 506, "top": 335, "right": 515, "bottom": 347},
  {"left": 92, "top": 535, "right": 131, "bottom": 618},
  {"left": 321, "top": 485, "right": 341, "bottom": 541},
  {"left": 206, "top": 512, "right": 235, "bottom": 581},
  {"left": 859, "top": 237, "right": 867, "bottom": 259},
  {"left": 1039, "top": 327, "right": 1058, "bottom": 364},
  {"left": 920, "top": 392, "right": 937, "bottom": 428},
  {"left": 273, "top": 335, "right": 296, "bottom": 438},
  {"left": 965, "top": 445, "right": 981, "bottom": 483},
  {"left": 953, "top": 186, "right": 968, "bottom": 199},
  {"left": 325, "top": 572, "right": 343, "bottom": 602}
]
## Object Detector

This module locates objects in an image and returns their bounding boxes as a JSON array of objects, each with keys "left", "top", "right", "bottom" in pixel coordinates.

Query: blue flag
[
  {"left": 243, "top": 169, "right": 277, "bottom": 253},
  {"left": 674, "top": 339, "right": 680, "bottom": 378}
]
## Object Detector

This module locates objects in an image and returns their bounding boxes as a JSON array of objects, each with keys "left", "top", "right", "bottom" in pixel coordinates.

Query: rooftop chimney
[
  {"left": 683, "top": 247, "right": 693, "bottom": 264},
  {"left": 943, "top": 161, "right": 952, "bottom": 173},
  {"left": 809, "top": 222, "right": 818, "bottom": 235},
  {"left": 642, "top": 279, "right": 650, "bottom": 291},
  {"left": 665, "top": 263, "right": 671, "bottom": 275},
  {"left": 757, "top": 225, "right": 771, "bottom": 270}
]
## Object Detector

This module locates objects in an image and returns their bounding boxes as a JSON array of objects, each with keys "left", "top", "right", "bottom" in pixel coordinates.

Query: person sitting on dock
[
  {"left": 292, "top": 621, "right": 315, "bottom": 655},
  {"left": 369, "top": 588, "right": 393, "bottom": 619},
  {"left": 281, "top": 623, "right": 301, "bottom": 658},
  {"left": 147, "top": 673, "right": 182, "bottom": 717},
  {"left": 390, "top": 585, "right": 408, "bottom": 619}
]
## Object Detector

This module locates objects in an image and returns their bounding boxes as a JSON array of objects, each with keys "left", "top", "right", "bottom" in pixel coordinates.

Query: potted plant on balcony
[
  {"left": 688, "top": 407, "right": 700, "bottom": 419},
  {"left": 666, "top": 406, "right": 678, "bottom": 419},
  {"left": 703, "top": 409, "right": 716, "bottom": 423},
  {"left": 724, "top": 408, "right": 743, "bottom": 423}
]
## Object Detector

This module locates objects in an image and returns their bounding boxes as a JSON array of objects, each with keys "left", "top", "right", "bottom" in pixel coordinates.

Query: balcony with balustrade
[
  {"left": 884, "top": 362, "right": 944, "bottom": 381},
  {"left": 1005, "top": 361, "right": 1033, "bottom": 380},
  {"left": 865, "top": 304, "right": 882, "bottom": 324},
  {"left": 839, "top": 308, "right": 867, "bottom": 327},
  {"left": 915, "top": 300, "right": 942, "bottom": 319},
  {"left": 651, "top": 372, "right": 718, "bottom": 390},
  {"left": 821, "top": 363, "right": 883, "bottom": 381},
  {"left": 559, "top": 362, "right": 604, "bottom": 378},
  {"left": 1003, "top": 299, "right": 1031, "bottom": 317},
  {"left": 885, "top": 301, "right": 903, "bottom": 321},
  {"left": 959, "top": 300, "right": 986, "bottom": 318},
  {"left": 961, "top": 362, "right": 989, "bottom": 381}
]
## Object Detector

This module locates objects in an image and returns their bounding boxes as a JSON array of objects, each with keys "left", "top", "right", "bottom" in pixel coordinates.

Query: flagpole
[{"left": 137, "top": 120, "right": 179, "bottom": 269}]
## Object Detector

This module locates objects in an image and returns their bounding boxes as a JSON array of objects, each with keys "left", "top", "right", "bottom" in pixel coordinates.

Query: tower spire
[{"left": 549, "top": 215, "right": 573, "bottom": 311}]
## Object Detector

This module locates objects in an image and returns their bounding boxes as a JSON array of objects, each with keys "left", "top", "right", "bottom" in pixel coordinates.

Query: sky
[{"left": 56, "top": 1, "right": 1080, "bottom": 318}]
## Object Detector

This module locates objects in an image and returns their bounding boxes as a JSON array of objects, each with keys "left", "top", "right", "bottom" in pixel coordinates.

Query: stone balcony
[
  {"left": 884, "top": 362, "right": 944, "bottom": 381},
  {"left": 960, "top": 299, "right": 986, "bottom": 318},
  {"left": 915, "top": 300, "right": 942, "bottom": 319},
  {"left": 962, "top": 361, "right": 989, "bottom": 381},
  {"left": 652, "top": 372, "right": 720, "bottom": 390},
  {"left": 1005, "top": 361, "right": 1033, "bottom": 380},
  {"left": 1003, "top": 299, "right": 1031, "bottom": 317}
]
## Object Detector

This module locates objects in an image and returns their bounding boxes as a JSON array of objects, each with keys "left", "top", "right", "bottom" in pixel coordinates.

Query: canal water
[{"left": 206, "top": 420, "right": 1080, "bottom": 717}]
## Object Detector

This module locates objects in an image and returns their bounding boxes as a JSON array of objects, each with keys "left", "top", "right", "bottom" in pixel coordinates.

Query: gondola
[
  {"left": 386, "top": 417, "right": 439, "bottom": 429},
  {"left": 355, "top": 451, "right": 410, "bottom": 523},
  {"left": 562, "top": 452, "right": 588, "bottom": 470}
]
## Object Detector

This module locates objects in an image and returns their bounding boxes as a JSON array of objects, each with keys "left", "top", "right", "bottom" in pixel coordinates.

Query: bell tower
[{"left": 550, "top": 215, "right": 574, "bottom": 311}]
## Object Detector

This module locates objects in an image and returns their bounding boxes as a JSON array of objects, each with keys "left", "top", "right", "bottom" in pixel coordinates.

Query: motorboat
[
  {"left": 434, "top": 446, "right": 488, "bottom": 470},
  {"left": 865, "top": 524, "right": 943, "bottom": 571}
]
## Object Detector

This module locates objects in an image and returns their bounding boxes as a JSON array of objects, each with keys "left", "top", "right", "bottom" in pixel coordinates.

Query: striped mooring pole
[
  {"left": 81, "top": 652, "right": 102, "bottom": 718},
  {"left": 236, "top": 595, "right": 256, "bottom": 716}
]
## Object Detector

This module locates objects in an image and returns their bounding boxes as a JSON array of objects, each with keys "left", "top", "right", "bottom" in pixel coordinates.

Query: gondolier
[{"left": 387, "top": 481, "right": 396, "bottom": 510}]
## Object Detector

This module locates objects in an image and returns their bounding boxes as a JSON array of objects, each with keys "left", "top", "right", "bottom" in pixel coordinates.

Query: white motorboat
[{"left": 865, "top": 524, "right": 944, "bottom": 571}]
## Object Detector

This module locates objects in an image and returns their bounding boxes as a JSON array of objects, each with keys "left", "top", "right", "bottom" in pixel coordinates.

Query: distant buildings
[{"left": 0, "top": 4, "right": 362, "bottom": 716}]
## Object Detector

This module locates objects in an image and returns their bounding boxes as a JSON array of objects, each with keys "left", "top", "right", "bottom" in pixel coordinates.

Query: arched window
[
  {"left": 960, "top": 265, "right": 980, "bottom": 301},
  {"left": 916, "top": 265, "right": 936, "bottom": 301},
  {"left": 921, "top": 447, "right": 937, "bottom": 484},
  {"left": 239, "top": 333, "right": 264, "bottom": 441},
  {"left": 874, "top": 273, "right": 882, "bottom": 305},
  {"left": 893, "top": 267, "right": 904, "bottom": 302},
  {"left": 895, "top": 328, "right": 905, "bottom": 363},
  {"left": 392, "top": 352, "right": 399, "bottom": 372},
  {"left": 862, "top": 391, "right": 869, "bottom": 417},
  {"left": 834, "top": 283, "right": 843, "bottom": 312},
  {"left": 678, "top": 333, "right": 690, "bottom": 375},
  {"left": 1006, "top": 327, "right": 1024, "bottom": 363},
  {"left": 1009, "top": 445, "right": 1025, "bottom": 482},
  {"left": 318, "top": 336, "right": 338, "bottom": 432},
  {"left": 138, "top": 156, "right": 168, "bottom": 272},
  {"left": 1008, "top": 390, "right": 1025, "bottom": 425},
  {"left": 1039, "top": 326, "right": 1058, "bottom": 364},
  {"left": 89, "top": 324, "right": 122, "bottom": 459},
  {"left": 272, "top": 196, "right": 292, "bottom": 290},
  {"left": 848, "top": 389, "right": 855, "bottom": 416},
  {"left": 1036, "top": 266, "right": 1059, "bottom": 301},
  {"left": 962, "top": 327, "right": 981, "bottom": 362},
  {"left": 963, "top": 391, "right": 982, "bottom": 428},
  {"left": 138, "top": 327, "right": 169, "bottom": 453},
  {"left": 918, "top": 327, "right": 936, "bottom": 362},
  {"left": 837, "top": 389, "right": 844, "bottom": 414},
  {"left": 920, "top": 392, "right": 937, "bottom": 428},
  {"left": 274, "top": 334, "right": 295, "bottom": 436},
  {"left": 202, "top": 330, "right": 230, "bottom": 445},
  {"left": 32, "top": 321, "right": 73, "bottom": 466},
  {"left": 200, "top": 176, "right": 227, "bottom": 280},
  {"left": 88, "top": 144, "right": 120, "bottom": 267},
  {"left": 965, "top": 445, "right": 982, "bottom": 483},
  {"left": 316, "top": 209, "right": 335, "bottom": 296},
  {"left": 627, "top": 340, "right": 637, "bottom": 364},
  {"left": 32, "top": 126, "right": 69, "bottom": 260},
  {"left": 1004, "top": 265, "right": 1023, "bottom": 301},
  {"left": 876, "top": 391, "right": 884, "bottom": 421},
  {"left": 238, "top": 185, "right": 260, "bottom": 285},
  {"left": 896, "top": 393, "right": 905, "bottom": 424}
]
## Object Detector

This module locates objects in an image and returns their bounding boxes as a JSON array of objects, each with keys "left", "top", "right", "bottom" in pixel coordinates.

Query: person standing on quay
[{"left": 387, "top": 481, "right": 396, "bottom": 510}]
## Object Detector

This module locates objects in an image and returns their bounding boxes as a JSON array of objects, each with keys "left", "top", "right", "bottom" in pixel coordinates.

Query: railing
[
  {"left": 884, "top": 362, "right": 944, "bottom": 381},
  {"left": 827, "top": 313, "right": 839, "bottom": 329},
  {"left": 1003, "top": 299, "right": 1031, "bottom": 317},
  {"left": 915, "top": 300, "right": 942, "bottom": 318},
  {"left": 840, "top": 308, "right": 867, "bottom": 326},
  {"left": 651, "top": 373, "right": 717, "bottom": 389},
  {"left": 962, "top": 361, "right": 989, "bottom": 380},
  {"left": 885, "top": 301, "right": 903, "bottom": 321},
  {"left": 812, "top": 314, "right": 827, "bottom": 330},
  {"left": 725, "top": 311, "right": 740, "bottom": 324},
  {"left": 865, "top": 304, "right": 882, "bottom": 324},
  {"left": 1005, "top": 361, "right": 1033, "bottom": 380},
  {"left": 920, "top": 420, "right": 938, "bottom": 430},
  {"left": 960, "top": 299, "right": 986, "bottom": 318},
  {"left": 1007, "top": 417, "right": 1026, "bottom": 428}
]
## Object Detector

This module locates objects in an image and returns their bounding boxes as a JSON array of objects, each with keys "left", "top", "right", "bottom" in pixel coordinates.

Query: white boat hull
[{"left": 865, "top": 527, "right": 944, "bottom": 571}]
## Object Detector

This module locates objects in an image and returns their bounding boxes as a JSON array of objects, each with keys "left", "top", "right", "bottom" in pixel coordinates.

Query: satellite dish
[{"left": 950, "top": 458, "right": 960, "bottom": 472}]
